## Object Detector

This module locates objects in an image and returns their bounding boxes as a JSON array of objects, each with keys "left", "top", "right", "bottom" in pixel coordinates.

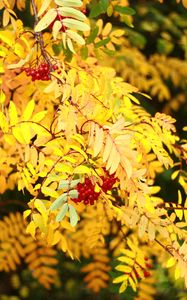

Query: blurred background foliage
[{"left": 0, "top": 0, "right": 187, "bottom": 299}]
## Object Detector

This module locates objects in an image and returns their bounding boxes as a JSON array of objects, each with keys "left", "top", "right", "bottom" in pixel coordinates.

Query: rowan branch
[{"left": 31, "top": 0, "right": 53, "bottom": 69}]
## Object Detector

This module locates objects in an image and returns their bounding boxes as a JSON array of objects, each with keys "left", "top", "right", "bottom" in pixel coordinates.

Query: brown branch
[{"left": 31, "top": 0, "right": 53, "bottom": 70}]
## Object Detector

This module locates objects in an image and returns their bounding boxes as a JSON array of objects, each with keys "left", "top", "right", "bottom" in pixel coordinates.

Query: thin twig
[{"left": 31, "top": 0, "right": 53, "bottom": 69}]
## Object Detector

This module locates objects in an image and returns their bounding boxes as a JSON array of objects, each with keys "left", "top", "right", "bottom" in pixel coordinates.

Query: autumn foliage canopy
[{"left": 0, "top": 0, "right": 187, "bottom": 299}]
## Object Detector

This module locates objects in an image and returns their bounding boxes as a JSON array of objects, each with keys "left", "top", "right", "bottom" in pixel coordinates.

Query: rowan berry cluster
[
  {"left": 100, "top": 171, "right": 117, "bottom": 193},
  {"left": 128, "top": 257, "right": 152, "bottom": 280},
  {"left": 23, "top": 63, "right": 58, "bottom": 81},
  {"left": 72, "top": 170, "right": 117, "bottom": 205}
]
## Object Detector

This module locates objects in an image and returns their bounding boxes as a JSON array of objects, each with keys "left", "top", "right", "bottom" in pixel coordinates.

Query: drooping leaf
[
  {"left": 66, "top": 30, "right": 85, "bottom": 45},
  {"left": 69, "top": 204, "right": 79, "bottom": 226},
  {"left": 56, "top": 203, "right": 68, "bottom": 222},
  {"left": 50, "top": 193, "right": 68, "bottom": 211},
  {"left": 35, "top": 9, "right": 57, "bottom": 32}
]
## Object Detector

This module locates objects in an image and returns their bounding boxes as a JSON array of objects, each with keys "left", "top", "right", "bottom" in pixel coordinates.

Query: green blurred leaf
[
  {"left": 86, "top": 26, "right": 99, "bottom": 44},
  {"left": 89, "top": 0, "right": 109, "bottom": 18},
  {"left": 80, "top": 46, "right": 88, "bottom": 59},
  {"left": 114, "top": 5, "right": 136, "bottom": 16},
  {"left": 157, "top": 38, "right": 174, "bottom": 55},
  {"left": 95, "top": 37, "right": 110, "bottom": 48}
]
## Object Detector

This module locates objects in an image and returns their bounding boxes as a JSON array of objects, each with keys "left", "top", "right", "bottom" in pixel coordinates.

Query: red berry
[
  {"left": 144, "top": 271, "right": 151, "bottom": 278},
  {"left": 146, "top": 263, "right": 152, "bottom": 269}
]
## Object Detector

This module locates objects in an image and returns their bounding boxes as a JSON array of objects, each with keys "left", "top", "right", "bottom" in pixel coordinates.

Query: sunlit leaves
[
  {"left": 114, "top": 238, "right": 147, "bottom": 293},
  {"left": 35, "top": 9, "right": 57, "bottom": 32}
]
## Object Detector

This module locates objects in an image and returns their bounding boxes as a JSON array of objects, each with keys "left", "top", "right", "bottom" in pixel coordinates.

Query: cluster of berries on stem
[
  {"left": 72, "top": 169, "right": 117, "bottom": 205},
  {"left": 22, "top": 63, "right": 59, "bottom": 81},
  {"left": 132, "top": 257, "right": 152, "bottom": 280}
]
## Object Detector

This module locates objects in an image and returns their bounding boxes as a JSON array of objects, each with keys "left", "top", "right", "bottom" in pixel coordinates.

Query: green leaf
[
  {"left": 86, "top": 26, "right": 99, "bottom": 44},
  {"left": 56, "top": 203, "right": 68, "bottom": 222},
  {"left": 80, "top": 46, "right": 88, "bottom": 59},
  {"left": 114, "top": 6, "right": 136, "bottom": 16},
  {"left": 95, "top": 37, "right": 110, "bottom": 48},
  {"left": 50, "top": 193, "right": 68, "bottom": 211},
  {"left": 157, "top": 38, "right": 174, "bottom": 55},
  {"left": 89, "top": 0, "right": 109, "bottom": 18},
  {"left": 69, "top": 204, "right": 79, "bottom": 226},
  {"left": 58, "top": 179, "right": 80, "bottom": 189},
  {"left": 69, "top": 189, "right": 79, "bottom": 199}
]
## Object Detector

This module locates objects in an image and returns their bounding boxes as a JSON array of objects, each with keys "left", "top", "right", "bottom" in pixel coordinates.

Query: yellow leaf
[
  {"left": 12, "top": 127, "right": 25, "bottom": 144},
  {"left": 93, "top": 125, "right": 104, "bottom": 157},
  {"left": 148, "top": 221, "right": 155, "bottom": 241},
  {"left": 55, "top": 163, "right": 73, "bottom": 174},
  {"left": 67, "top": 37, "right": 75, "bottom": 53},
  {"left": 69, "top": 144, "right": 87, "bottom": 160},
  {"left": 103, "top": 135, "right": 113, "bottom": 163},
  {"left": 58, "top": 7, "right": 87, "bottom": 21},
  {"left": 20, "top": 123, "right": 31, "bottom": 144},
  {"left": 175, "top": 265, "right": 181, "bottom": 280},
  {"left": 66, "top": 30, "right": 85, "bottom": 45},
  {"left": 26, "top": 221, "right": 36, "bottom": 239},
  {"left": 138, "top": 215, "right": 148, "bottom": 238},
  {"left": 0, "top": 90, "right": 5, "bottom": 104},
  {"left": 113, "top": 274, "right": 128, "bottom": 284},
  {"left": 73, "top": 165, "right": 91, "bottom": 174},
  {"left": 23, "top": 209, "right": 31, "bottom": 219},
  {"left": 52, "top": 20, "right": 62, "bottom": 40},
  {"left": 171, "top": 170, "right": 180, "bottom": 180},
  {"left": 0, "top": 31, "right": 14, "bottom": 47},
  {"left": 9, "top": 101, "right": 18, "bottom": 126},
  {"left": 127, "top": 94, "right": 140, "bottom": 104},
  {"left": 115, "top": 265, "right": 132, "bottom": 273},
  {"left": 22, "top": 100, "right": 35, "bottom": 121},
  {"left": 128, "top": 276, "right": 137, "bottom": 291},
  {"left": 14, "top": 42, "right": 25, "bottom": 58},
  {"left": 38, "top": 0, "right": 52, "bottom": 17},
  {"left": 41, "top": 187, "right": 59, "bottom": 198},
  {"left": 119, "top": 281, "right": 127, "bottom": 293},
  {"left": 35, "top": 9, "right": 57, "bottom": 32},
  {"left": 32, "top": 110, "right": 47, "bottom": 122},
  {"left": 34, "top": 199, "right": 47, "bottom": 216},
  {"left": 0, "top": 112, "right": 9, "bottom": 133},
  {"left": 33, "top": 213, "right": 47, "bottom": 233},
  {"left": 166, "top": 257, "right": 176, "bottom": 268},
  {"left": 3, "top": 9, "right": 10, "bottom": 27},
  {"left": 102, "top": 22, "right": 112, "bottom": 36},
  {"left": 178, "top": 190, "right": 182, "bottom": 205}
]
